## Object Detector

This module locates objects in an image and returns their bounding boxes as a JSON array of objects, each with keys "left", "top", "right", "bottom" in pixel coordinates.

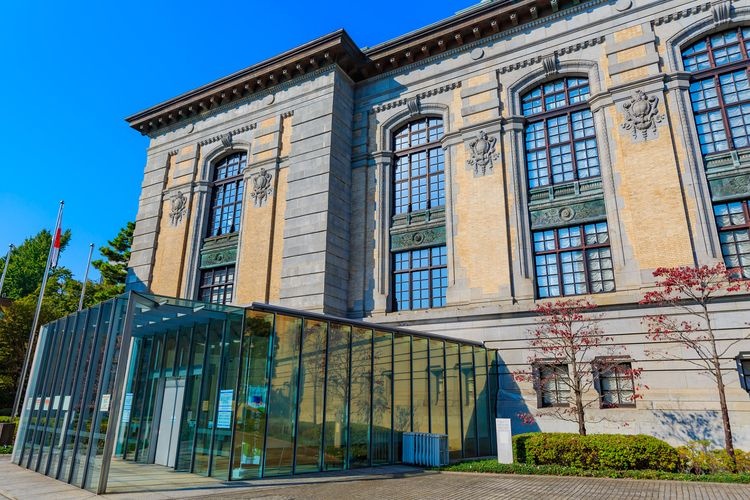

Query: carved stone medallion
[
  {"left": 169, "top": 190, "right": 187, "bottom": 226},
  {"left": 250, "top": 168, "right": 274, "bottom": 207},
  {"left": 467, "top": 130, "right": 499, "bottom": 176},
  {"left": 621, "top": 90, "right": 664, "bottom": 140}
]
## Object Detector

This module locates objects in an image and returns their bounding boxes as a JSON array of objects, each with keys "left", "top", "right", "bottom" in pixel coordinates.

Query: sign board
[
  {"left": 121, "top": 393, "right": 133, "bottom": 423},
  {"left": 496, "top": 418, "right": 513, "bottom": 464},
  {"left": 99, "top": 393, "right": 111, "bottom": 412},
  {"left": 217, "top": 389, "right": 233, "bottom": 429}
]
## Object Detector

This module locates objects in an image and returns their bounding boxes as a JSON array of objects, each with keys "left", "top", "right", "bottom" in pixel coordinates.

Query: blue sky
[{"left": 0, "top": 0, "right": 475, "bottom": 280}]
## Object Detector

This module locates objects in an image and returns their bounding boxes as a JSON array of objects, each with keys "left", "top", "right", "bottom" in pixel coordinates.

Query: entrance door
[{"left": 154, "top": 378, "right": 185, "bottom": 467}]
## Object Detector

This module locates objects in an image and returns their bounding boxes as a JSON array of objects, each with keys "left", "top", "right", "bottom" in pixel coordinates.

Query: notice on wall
[
  {"left": 121, "top": 393, "right": 133, "bottom": 423},
  {"left": 52, "top": 395, "right": 60, "bottom": 410},
  {"left": 99, "top": 393, "right": 111, "bottom": 412},
  {"left": 217, "top": 389, "right": 233, "bottom": 429},
  {"left": 496, "top": 418, "right": 513, "bottom": 464}
]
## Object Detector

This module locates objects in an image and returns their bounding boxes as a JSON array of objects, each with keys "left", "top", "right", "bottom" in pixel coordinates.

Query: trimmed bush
[
  {"left": 512, "top": 433, "right": 536, "bottom": 464},
  {"left": 677, "top": 441, "right": 750, "bottom": 474},
  {"left": 522, "top": 433, "right": 680, "bottom": 472}
]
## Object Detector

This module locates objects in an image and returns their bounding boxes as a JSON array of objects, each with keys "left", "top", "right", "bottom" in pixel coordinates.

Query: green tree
[
  {"left": 0, "top": 229, "right": 71, "bottom": 300},
  {"left": 90, "top": 221, "right": 134, "bottom": 302}
]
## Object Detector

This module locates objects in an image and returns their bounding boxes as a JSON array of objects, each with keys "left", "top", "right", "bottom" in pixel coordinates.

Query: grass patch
[
  {"left": 437, "top": 459, "right": 750, "bottom": 484},
  {"left": 0, "top": 445, "right": 13, "bottom": 455}
]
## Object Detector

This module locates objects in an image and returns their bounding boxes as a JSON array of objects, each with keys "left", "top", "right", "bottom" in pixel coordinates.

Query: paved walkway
[{"left": 2, "top": 455, "right": 750, "bottom": 500}]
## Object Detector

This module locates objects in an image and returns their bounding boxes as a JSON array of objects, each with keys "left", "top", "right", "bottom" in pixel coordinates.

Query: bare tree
[
  {"left": 640, "top": 263, "right": 750, "bottom": 470},
  {"left": 514, "top": 298, "right": 643, "bottom": 436}
]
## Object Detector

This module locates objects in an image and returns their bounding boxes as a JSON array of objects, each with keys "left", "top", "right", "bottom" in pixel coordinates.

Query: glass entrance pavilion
[{"left": 12, "top": 292, "right": 498, "bottom": 493}]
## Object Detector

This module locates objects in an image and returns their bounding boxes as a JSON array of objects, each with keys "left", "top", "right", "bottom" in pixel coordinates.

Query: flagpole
[
  {"left": 13, "top": 200, "right": 64, "bottom": 417},
  {"left": 0, "top": 244, "right": 14, "bottom": 298},
  {"left": 78, "top": 243, "right": 94, "bottom": 311}
]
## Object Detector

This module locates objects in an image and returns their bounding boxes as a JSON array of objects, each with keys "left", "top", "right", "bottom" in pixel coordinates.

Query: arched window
[
  {"left": 391, "top": 117, "right": 447, "bottom": 311},
  {"left": 683, "top": 27, "right": 750, "bottom": 155},
  {"left": 393, "top": 117, "right": 445, "bottom": 214},
  {"left": 521, "top": 77, "right": 600, "bottom": 188},
  {"left": 208, "top": 152, "right": 247, "bottom": 237},
  {"left": 683, "top": 27, "right": 750, "bottom": 278}
]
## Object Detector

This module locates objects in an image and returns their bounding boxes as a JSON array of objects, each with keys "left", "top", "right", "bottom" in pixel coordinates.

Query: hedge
[{"left": 512, "top": 433, "right": 680, "bottom": 472}]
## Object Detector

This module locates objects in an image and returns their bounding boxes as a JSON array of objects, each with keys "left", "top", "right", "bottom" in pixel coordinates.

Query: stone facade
[{"left": 127, "top": 0, "right": 750, "bottom": 448}]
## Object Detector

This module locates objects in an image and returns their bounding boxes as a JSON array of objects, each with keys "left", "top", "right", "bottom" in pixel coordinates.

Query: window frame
[
  {"left": 198, "top": 265, "right": 235, "bottom": 305},
  {"left": 713, "top": 198, "right": 750, "bottom": 278},
  {"left": 207, "top": 152, "right": 247, "bottom": 238},
  {"left": 521, "top": 77, "right": 600, "bottom": 189},
  {"left": 392, "top": 245, "right": 448, "bottom": 312},
  {"left": 534, "top": 362, "right": 570, "bottom": 408},
  {"left": 682, "top": 26, "right": 750, "bottom": 155},
  {"left": 593, "top": 358, "right": 637, "bottom": 409},
  {"left": 392, "top": 117, "right": 446, "bottom": 216},
  {"left": 532, "top": 221, "right": 615, "bottom": 298}
]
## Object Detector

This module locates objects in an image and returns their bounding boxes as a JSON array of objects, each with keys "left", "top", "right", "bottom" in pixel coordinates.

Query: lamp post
[{"left": 0, "top": 244, "right": 14, "bottom": 298}]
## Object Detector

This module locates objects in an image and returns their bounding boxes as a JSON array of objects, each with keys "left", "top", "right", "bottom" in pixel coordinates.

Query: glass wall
[{"left": 14, "top": 293, "right": 497, "bottom": 493}]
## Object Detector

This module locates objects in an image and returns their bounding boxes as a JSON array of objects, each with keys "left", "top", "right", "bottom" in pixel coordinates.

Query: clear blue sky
[{"left": 0, "top": 0, "right": 475, "bottom": 280}]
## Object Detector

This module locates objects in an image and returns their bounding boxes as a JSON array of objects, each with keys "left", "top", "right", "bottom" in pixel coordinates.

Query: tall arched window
[
  {"left": 683, "top": 27, "right": 750, "bottom": 278},
  {"left": 391, "top": 117, "right": 447, "bottom": 311},
  {"left": 522, "top": 77, "right": 614, "bottom": 298},
  {"left": 208, "top": 152, "right": 247, "bottom": 237},
  {"left": 522, "top": 77, "right": 600, "bottom": 188}
]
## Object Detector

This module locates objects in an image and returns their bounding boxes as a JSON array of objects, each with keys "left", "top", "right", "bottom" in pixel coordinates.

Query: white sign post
[{"left": 496, "top": 418, "right": 513, "bottom": 464}]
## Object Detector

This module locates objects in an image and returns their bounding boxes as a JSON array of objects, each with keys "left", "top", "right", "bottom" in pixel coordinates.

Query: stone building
[{"left": 124, "top": 0, "right": 750, "bottom": 451}]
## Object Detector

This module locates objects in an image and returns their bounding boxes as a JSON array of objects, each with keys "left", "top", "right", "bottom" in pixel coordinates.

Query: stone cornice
[
  {"left": 652, "top": 1, "right": 711, "bottom": 26},
  {"left": 127, "top": 0, "right": 600, "bottom": 136}
]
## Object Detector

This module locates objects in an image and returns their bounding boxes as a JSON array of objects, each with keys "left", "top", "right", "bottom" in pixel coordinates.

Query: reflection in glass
[
  {"left": 460, "top": 345, "right": 477, "bottom": 457},
  {"left": 445, "top": 343, "right": 461, "bottom": 459},
  {"left": 392, "top": 334, "right": 411, "bottom": 462},
  {"left": 323, "top": 323, "right": 350, "bottom": 470},
  {"left": 349, "top": 327, "right": 372, "bottom": 467},
  {"left": 263, "top": 315, "right": 301, "bottom": 476},
  {"left": 429, "top": 339, "right": 446, "bottom": 435},
  {"left": 475, "top": 346, "right": 491, "bottom": 456},
  {"left": 372, "top": 331, "right": 392, "bottom": 464},
  {"left": 294, "top": 320, "right": 327, "bottom": 473},
  {"left": 412, "top": 338, "right": 429, "bottom": 433}
]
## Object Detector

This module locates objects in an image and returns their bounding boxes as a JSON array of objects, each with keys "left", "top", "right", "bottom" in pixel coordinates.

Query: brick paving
[{"left": 2, "top": 455, "right": 750, "bottom": 500}]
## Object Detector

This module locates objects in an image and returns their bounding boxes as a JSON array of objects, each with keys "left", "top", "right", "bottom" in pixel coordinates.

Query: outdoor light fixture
[{"left": 737, "top": 352, "right": 750, "bottom": 394}]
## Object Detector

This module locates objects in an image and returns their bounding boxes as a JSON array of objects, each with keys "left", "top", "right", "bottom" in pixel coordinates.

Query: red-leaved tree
[
  {"left": 640, "top": 263, "right": 750, "bottom": 470},
  {"left": 514, "top": 298, "right": 643, "bottom": 436}
]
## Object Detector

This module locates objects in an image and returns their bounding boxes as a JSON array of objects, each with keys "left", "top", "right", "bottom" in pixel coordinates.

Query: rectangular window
[
  {"left": 393, "top": 246, "right": 447, "bottom": 311},
  {"left": 713, "top": 200, "right": 750, "bottom": 278},
  {"left": 536, "top": 363, "right": 569, "bottom": 407},
  {"left": 596, "top": 360, "right": 636, "bottom": 408},
  {"left": 533, "top": 222, "right": 614, "bottom": 298},
  {"left": 198, "top": 265, "right": 235, "bottom": 305}
]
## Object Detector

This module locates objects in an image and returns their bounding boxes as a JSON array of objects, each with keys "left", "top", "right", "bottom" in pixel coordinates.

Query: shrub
[
  {"left": 677, "top": 441, "right": 750, "bottom": 474},
  {"left": 512, "top": 433, "right": 536, "bottom": 464},
  {"left": 522, "top": 433, "right": 680, "bottom": 472}
]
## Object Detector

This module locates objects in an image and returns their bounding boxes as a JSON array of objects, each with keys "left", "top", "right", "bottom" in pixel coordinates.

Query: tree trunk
[
  {"left": 575, "top": 387, "right": 586, "bottom": 436},
  {"left": 714, "top": 355, "right": 737, "bottom": 471}
]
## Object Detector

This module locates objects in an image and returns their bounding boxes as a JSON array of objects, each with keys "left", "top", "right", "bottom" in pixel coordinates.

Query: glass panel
[
  {"left": 348, "top": 327, "right": 372, "bottom": 468},
  {"left": 263, "top": 314, "right": 301, "bottom": 476},
  {"left": 193, "top": 319, "right": 224, "bottom": 476},
  {"left": 294, "top": 320, "right": 327, "bottom": 473},
  {"left": 429, "top": 340, "right": 446, "bottom": 435},
  {"left": 412, "top": 338, "right": 429, "bottom": 433},
  {"left": 176, "top": 324, "right": 206, "bottom": 472},
  {"left": 487, "top": 349, "right": 498, "bottom": 454},
  {"left": 323, "top": 323, "right": 350, "bottom": 471},
  {"left": 372, "top": 331, "right": 392, "bottom": 465},
  {"left": 392, "top": 335, "right": 411, "bottom": 463},
  {"left": 459, "top": 345, "right": 477, "bottom": 458},
  {"left": 211, "top": 314, "right": 242, "bottom": 479},
  {"left": 135, "top": 335, "right": 163, "bottom": 463},
  {"left": 474, "top": 347, "right": 491, "bottom": 456},
  {"left": 232, "top": 311, "right": 273, "bottom": 480},
  {"left": 445, "top": 343, "right": 462, "bottom": 459}
]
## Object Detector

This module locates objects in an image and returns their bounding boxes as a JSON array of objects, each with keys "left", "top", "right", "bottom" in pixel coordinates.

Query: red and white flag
[{"left": 50, "top": 220, "right": 62, "bottom": 268}]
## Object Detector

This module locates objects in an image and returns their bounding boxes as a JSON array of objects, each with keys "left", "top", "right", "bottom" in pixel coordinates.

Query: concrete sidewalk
[{"left": 2, "top": 455, "right": 750, "bottom": 500}]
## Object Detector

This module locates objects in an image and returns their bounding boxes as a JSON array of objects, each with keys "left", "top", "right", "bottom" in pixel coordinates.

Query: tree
[
  {"left": 91, "top": 221, "right": 134, "bottom": 302},
  {"left": 640, "top": 263, "right": 750, "bottom": 470},
  {"left": 0, "top": 229, "right": 71, "bottom": 300},
  {"left": 514, "top": 298, "right": 642, "bottom": 436}
]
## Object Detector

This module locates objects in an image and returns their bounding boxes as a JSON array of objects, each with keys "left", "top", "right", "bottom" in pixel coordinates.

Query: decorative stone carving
[
  {"left": 250, "top": 168, "right": 274, "bottom": 207},
  {"left": 559, "top": 206, "right": 575, "bottom": 221},
  {"left": 621, "top": 90, "right": 664, "bottom": 140},
  {"left": 467, "top": 130, "right": 499, "bottom": 176},
  {"left": 406, "top": 96, "right": 421, "bottom": 115},
  {"left": 712, "top": 1, "right": 732, "bottom": 26},
  {"left": 200, "top": 246, "right": 238, "bottom": 269},
  {"left": 220, "top": 132, "right": 233, "bottom": 148},
  {"left": 530, "top": 199, "right": 607, "bottom": 229},
  {"left": 542, "top": 54, "right": 558, "bottom": 77},
  {"left": 390, "top": 226, "right": 446, "bottom": 251},
  {"left": 169, "top": 190, "right": 187, "bottom": 226},
  {"left": 615, "top": 0, "right": 632, "bottom": 12}
]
